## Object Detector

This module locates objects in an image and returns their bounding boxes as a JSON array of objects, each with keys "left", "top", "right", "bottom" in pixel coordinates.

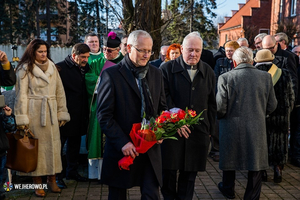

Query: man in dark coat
[
  {"left": 160, "top": 31, "right": 216, "bottom": 200},
  {"left": 217, "top": 47, "right": 277, "bottom": 199},
  {"left": 56, "top": 44, "right": 90, "bottom": 187},
  {"left": 262, "top": 35, "right": 298, "bottom": 98},
  {"left": 97, "top": 30, "right": 167, "bottom": 200}
]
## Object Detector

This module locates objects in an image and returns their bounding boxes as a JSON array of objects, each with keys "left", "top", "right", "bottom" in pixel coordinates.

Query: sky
[{"left": 213, "top": 0, "right": 246, "bottom": 17}]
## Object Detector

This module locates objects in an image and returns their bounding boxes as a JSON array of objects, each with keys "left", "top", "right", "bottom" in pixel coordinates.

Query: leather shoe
[
  {"left": 56, "top": 179, "right": 67, "bottom": 189},
  {"left": 66, "top": 173, "right": 87, "bottom": 182},
  {"left": 218, "top": 182, "right": 235, "bottom": 199},
  {"left": 213, "top": 155, "right": 220, "bottom": 162},
  {"left": 273, "top": 165, "right": 282, "bottom": 183}
]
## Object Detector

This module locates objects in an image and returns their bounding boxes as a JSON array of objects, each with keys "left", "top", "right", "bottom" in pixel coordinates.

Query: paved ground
[{"left": 2, "top": 157, "right": 300, "bottom": 200}]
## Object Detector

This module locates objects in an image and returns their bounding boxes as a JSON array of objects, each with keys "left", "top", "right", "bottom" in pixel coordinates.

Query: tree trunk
[{"left": 122, "top": 0, "right": 162, "bottom": 59}]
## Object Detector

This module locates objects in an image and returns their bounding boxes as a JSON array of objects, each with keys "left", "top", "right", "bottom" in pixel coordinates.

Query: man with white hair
[
  {"left": 237, "top": 37, "right": 249, "bottom": 47},
  {"left": 216, "top": 47, "right": 277, "bottom": 199},
  {"left": 160, "top": 31, "right": 216, "bottom": 200},
  {"left": 97, "top": 30, "right": 167, "bottom": 199},
  {"left": 254, "top": 33, "right": 267, "bottom": 50}
]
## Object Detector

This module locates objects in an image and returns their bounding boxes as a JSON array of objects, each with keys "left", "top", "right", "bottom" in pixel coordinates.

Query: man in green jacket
[{"left": 85, "top": 31, "right": 124, "bottom": 180}]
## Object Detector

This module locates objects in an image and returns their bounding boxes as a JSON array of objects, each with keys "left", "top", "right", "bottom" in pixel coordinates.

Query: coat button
[
  {"left": 191, "top": 105, "right": 194, "bottom": 108},
  {"left": 192, "top": 87, "right": 195, "bottom": 90}
]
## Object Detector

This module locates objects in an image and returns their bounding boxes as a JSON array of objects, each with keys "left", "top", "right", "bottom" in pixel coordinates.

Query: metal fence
[{"left": 0, "top": 45, "right": 72, "bottom": 65}]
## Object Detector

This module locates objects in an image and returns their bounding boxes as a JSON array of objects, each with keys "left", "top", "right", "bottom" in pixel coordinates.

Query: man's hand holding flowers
[
  {"left": 118, "top": 108, "right": 205, "bottom": 170},
  {"left": 177, "top": 125, "right": 191, "bottom": 138},
  {"left": 122, "top": 142, "right": 139, "bottom": 158}
]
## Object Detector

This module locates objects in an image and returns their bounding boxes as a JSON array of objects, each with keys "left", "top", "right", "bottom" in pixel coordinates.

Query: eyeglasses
[
  {"left": 264, "top": 44, "right": 276, "bottom": 50},
  {"left": 254, "top": 41, "right": 262, "bottom": 46},
  {"left": 103, "top": 47, "right": 118, "bottom": 53},
  {"left": 132, "top": 46, "right": 154, "bottom": 55}
]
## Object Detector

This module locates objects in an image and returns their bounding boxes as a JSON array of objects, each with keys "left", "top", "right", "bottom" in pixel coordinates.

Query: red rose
[{"left": 178, "top": 109, "right": 186, "bottom": 119}]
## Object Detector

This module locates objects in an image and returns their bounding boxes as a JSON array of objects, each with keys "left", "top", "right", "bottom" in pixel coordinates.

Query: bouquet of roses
[{"left": 118, "top": 108, "right": 205, "bottom": 170}]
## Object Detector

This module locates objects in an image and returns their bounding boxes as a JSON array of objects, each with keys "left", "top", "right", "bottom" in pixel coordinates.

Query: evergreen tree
[{"left": 163, "top": 0, "right": 217, "bottom": 48}]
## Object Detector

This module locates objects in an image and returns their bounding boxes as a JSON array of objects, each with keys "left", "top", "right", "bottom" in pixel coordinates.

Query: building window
[
  {"left": 259, "top": 29, "right": 270, "bottom": 34},
  {"left": 291, "top": 0, "right": 297, "bottom": 16},
  {"left": 225, "top": 34, "right": 228, "bottom": 42}
]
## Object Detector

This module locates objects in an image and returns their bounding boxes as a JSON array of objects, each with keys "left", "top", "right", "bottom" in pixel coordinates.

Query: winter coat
[
  {"left": 274, "top": 45, "right": 298, "bottom": 98},
  {"left": 14, "top": 60, "right": 70, "bottom": 176},
  {"left": 201, "top": 49, "right": 215, "bottom": 69},
  {"left": 160, "top": 55, "right": 217, "bottom": 171},
  {"left": 97, "top": 57, "right": 167, "bottom": 188},
  {"left": 214, "top": 57, "right": 233, "bottom": 92},
  {"left": 217, "top": 63, "right": 277, "bottom": 171},
  {"left": 56, "top": 55, "right": 89, "bottom": 137},
  {"left": 256, "top": 63, "right": 295, "bottom": 166}
]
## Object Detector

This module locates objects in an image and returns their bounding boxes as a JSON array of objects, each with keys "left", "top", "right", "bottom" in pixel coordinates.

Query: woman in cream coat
[{"left": 14, "top": 39, "right": 70, "bottom": 197}]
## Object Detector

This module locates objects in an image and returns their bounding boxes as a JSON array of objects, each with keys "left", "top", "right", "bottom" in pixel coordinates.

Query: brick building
[{"left": 218, "top": 0, "right": 300, "bottom": 48}]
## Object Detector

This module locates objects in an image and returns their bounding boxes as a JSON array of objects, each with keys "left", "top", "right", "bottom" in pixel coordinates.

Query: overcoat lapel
[
  {"left": 172, "top": 59, "right": 191, "bottom": 83},
  {"left": 119, "top": 65, "right": 141, "bottom": 99}
]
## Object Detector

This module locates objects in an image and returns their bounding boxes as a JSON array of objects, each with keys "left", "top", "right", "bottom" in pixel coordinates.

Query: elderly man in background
[
  {"left": 237, "top": 38, "right": 249, "bottom": 47},
  {"left": 85, "top": 31, "right": 124, "bottom": 181},
  {"left": 274, "top": 32, "right": 289, "bottom": 50},
  {"left": 211, "top": 40, "right": 240, "bottom": 162},
  {"left": 97, "top": 30, "right": 167, "bottom": 199},
  {"left": 292, "top": 45, "right": 300, "bottom": 62},
  {"left": 150, "top": 45, "right": 169, "bottom": 67},
  {"left": 84, "top": 33, "right": 102, "bottom": 63},
  {"left": 217, "top": 47, "right": 277, "bottom": 199},
  {"left": 160, "top": 31, "right": 216, "bottom": 200},
  {"left": 254, "top": 33, "right": 267, "bottom": 50},
  {"left": 262, "top": 35, "right": 298, "bottom": 98}
]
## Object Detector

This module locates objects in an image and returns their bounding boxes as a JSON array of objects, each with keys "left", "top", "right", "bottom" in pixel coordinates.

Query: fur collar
[{"left": 22, "top": 59, "right": 55, "bottom": 84}]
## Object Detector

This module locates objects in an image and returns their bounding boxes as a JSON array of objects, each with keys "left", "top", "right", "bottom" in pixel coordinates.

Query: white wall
[{"left": 0, "top": 45, "right": 72, "bottom": 66}]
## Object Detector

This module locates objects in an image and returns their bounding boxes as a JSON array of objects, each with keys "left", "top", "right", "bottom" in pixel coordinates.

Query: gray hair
[
  {"left": 254, "top": 33, "right": 267, "bottom": 42},
  {"left": 274, "top": 32, "right": 289, "bottom": 44},
  {"left": 237, "top": 38, "right": 248, "bottom": 45},
  {"left": 182, "top": 31, "right": 203, "bottom": 48},
  {"left": 127, "top": 30, "right": 153, "bottom": 46},
  {"left": 232, "top": 47, "right": 253, "bottom": 65}
]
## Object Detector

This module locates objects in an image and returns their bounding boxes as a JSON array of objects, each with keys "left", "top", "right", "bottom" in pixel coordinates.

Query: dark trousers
[
  {"left": 57, "top": 135, "right": 82, "bottom": 179},
  {"left": 108, "top": 159, "right": 160, "bottom": 200},
  {"left": 223, "top": 170, "right": 262, "bottom": 200},
  {"left": 161, "top": 169, "right": 197, "bottom": 200},
  {"left": 290, "top": 107, "right": 300, "bottom": 159}
]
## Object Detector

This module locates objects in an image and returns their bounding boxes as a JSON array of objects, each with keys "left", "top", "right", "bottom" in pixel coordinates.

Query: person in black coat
[
  {"left": 201, "top": 49, "right": 215, "bottom": 69},
  {"left": 56, "top": 44, "right": 90, "bottom": 187},
  {"left": 160, "top": 32, "right": 216, "bottom": 200},
  {"left": 97, "top": 30, "right": 167, "bottom": 200},
  {"left": 255, "top": 49, "right": 294, "bottom": 183},
  {"left": 0, "top": 50, "right": 16, "bottom": 200},
  {"left": 262, "top": 35, "right": 298, "bottom": 98}
]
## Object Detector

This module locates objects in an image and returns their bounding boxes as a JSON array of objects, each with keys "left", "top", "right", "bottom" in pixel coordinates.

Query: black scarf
[{"left": 124, "top": 54, "right": 154, "bottom": 119}]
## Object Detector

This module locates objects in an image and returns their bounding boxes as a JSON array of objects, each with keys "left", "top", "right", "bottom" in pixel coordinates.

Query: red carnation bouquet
[{"left": 118, "top": 108, "right": 205, "bottom": 170}]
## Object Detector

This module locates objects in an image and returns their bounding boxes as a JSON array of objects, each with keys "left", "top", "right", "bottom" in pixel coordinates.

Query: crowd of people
[{"left": 0, "top": 29, "right": 299, "bottom": 200}]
